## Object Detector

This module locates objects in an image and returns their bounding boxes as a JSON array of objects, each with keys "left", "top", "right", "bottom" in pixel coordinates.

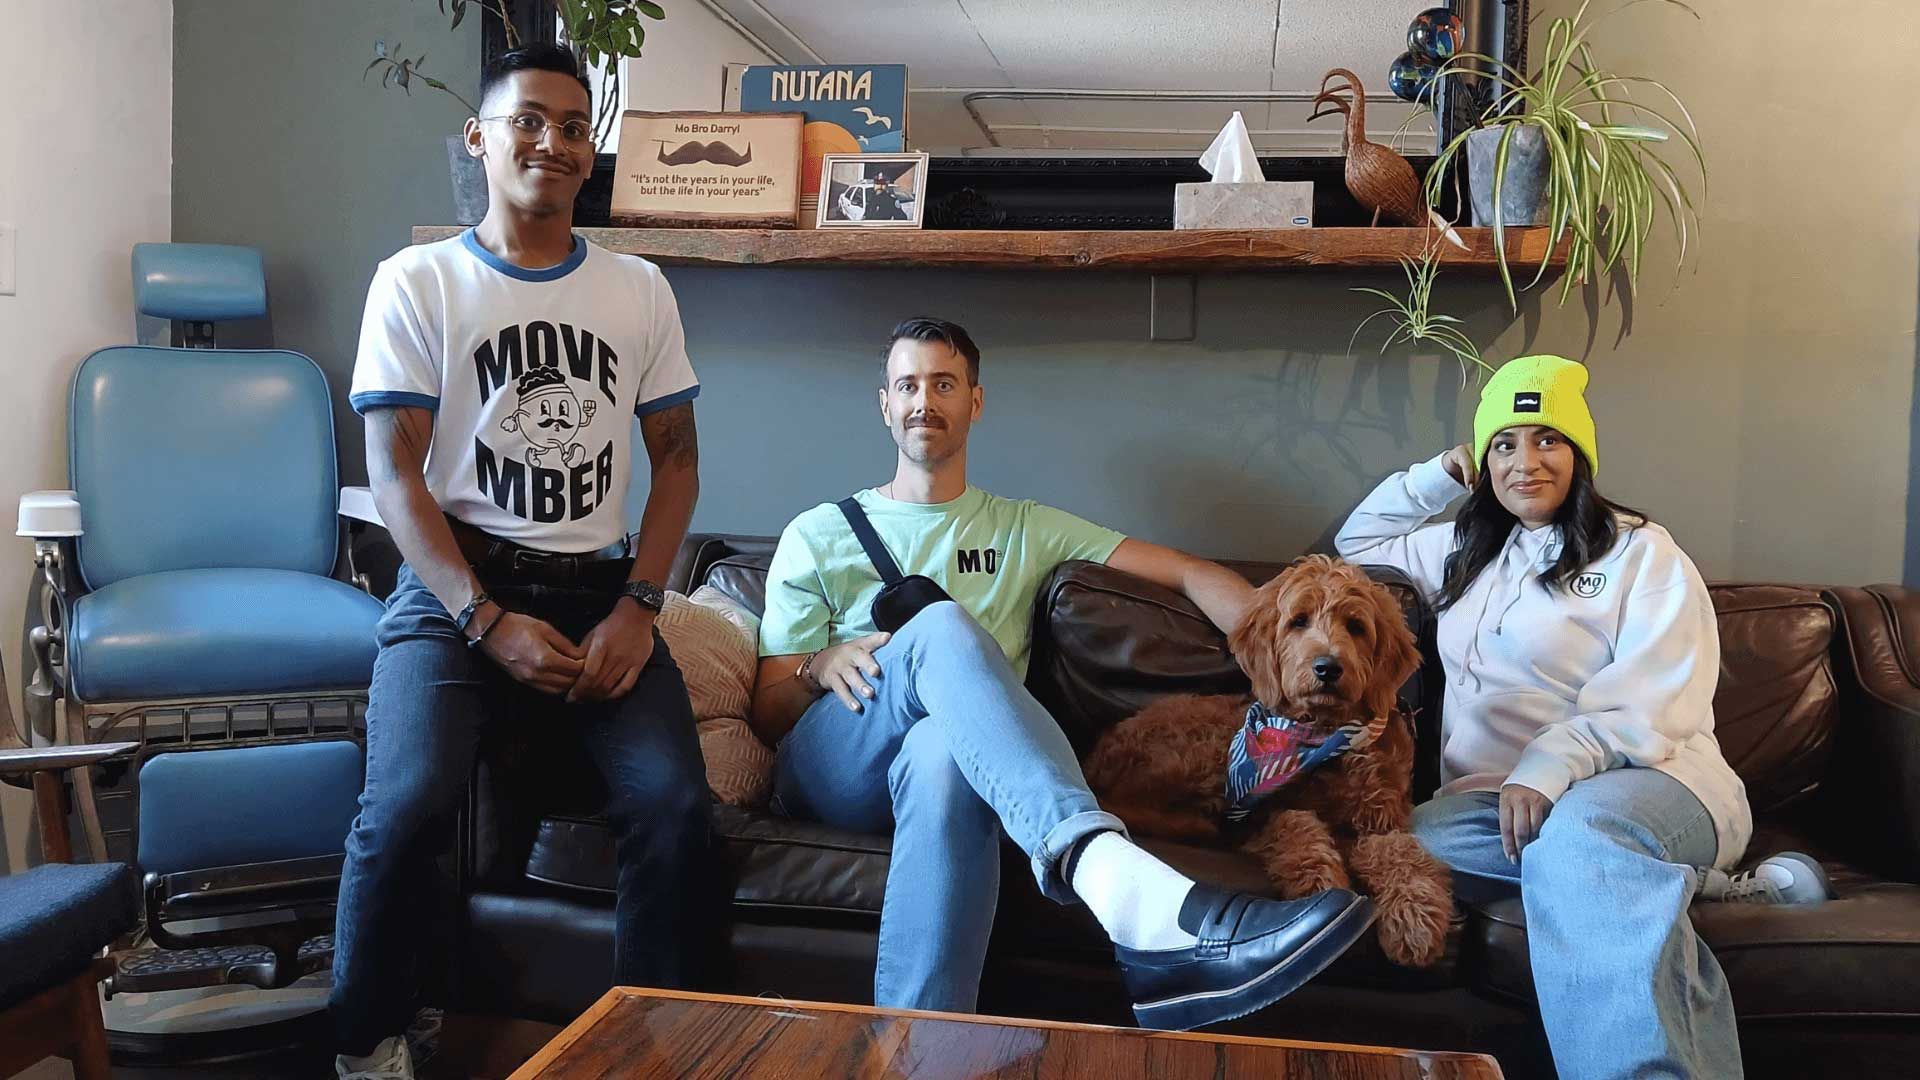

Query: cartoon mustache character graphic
[
  {"left": 501, "top": 366, "right": 598, "bottom": 468},
  {"left": 655, "top": 139, "right": 753, "bottom": 167}
]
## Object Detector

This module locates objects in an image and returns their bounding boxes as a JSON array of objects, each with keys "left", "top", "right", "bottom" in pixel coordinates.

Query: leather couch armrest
[{"left": 1823, "top": 586, "right": 1920, "bottom": 882}]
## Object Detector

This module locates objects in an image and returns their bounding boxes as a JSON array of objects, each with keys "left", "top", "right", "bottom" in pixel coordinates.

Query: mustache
[
  {"left": 905, "top": 416, "right": 945, "bottom": 429},
  {"left": 537, "top": 416, "right": 575, "bottom": 429},
  {"left": 655, "top": 139, "right": 753, "bottom": 166}
]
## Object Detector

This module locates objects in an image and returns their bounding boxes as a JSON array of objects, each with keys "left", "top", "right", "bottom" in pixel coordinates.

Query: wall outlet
[{"left": 0, "top": 224, "right": 14, "bottom": 295}]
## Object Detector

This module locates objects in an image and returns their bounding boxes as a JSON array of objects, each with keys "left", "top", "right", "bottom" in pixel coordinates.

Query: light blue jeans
[
  {"left": 1413, "top": 767, "right": 1741, "bottom": 1080},
  {"left": 771, "top": 601, "right": 1125, "bottom": 1012}
]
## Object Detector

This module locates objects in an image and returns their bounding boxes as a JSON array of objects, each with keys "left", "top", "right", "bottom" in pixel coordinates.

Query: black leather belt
[{"left": 447, "top": 515, "right": 632, "bottom": 588}]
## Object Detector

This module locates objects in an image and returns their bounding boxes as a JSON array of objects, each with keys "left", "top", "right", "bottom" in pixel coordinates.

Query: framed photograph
[
  {"left": 610, "top": 110, "right": 804, "bottom": 228},
  {"left": 816, "top": 152, "right": 930, "bottom": 229}
]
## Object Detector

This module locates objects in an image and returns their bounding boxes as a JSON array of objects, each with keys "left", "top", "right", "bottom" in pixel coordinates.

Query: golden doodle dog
[{"left": 1084, "top": 555, "right": 1453, "bottom": 967}]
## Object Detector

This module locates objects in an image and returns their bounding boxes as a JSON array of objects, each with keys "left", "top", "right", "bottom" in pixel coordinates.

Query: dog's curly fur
[{"left": 1083, "top": 555, "right": 1453, "bottom": 968}]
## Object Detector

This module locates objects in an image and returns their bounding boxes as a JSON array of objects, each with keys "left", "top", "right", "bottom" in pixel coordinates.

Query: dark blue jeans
[{"left": 330, "top": 564, "right": 712, "bottom": 1054}]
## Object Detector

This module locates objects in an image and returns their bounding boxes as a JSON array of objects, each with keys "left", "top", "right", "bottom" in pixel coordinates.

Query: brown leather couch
[{"left": 428, "top": 534, "right": 1920, "bottom": 1078}]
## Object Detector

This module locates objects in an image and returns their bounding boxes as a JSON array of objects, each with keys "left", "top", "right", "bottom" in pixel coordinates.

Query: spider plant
[
  {"left": 1424, "top": 0, "right": 1705, "bottom": 309},
  {"left": 1349, "top": 241, "right": 1493, "bottom": 384},
  {"left": 370, "top": 0, "right": 666, "bottom": 145}
]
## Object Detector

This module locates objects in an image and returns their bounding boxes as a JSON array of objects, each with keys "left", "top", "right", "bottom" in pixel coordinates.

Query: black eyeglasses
[{"left": 481, "top": 111, "right": 594, "bottom": 146}]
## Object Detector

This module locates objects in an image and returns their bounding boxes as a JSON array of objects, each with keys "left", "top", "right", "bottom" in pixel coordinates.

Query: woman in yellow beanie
[{"left": 1336, "top": 355, "right": 1829, "bottom": 1079}]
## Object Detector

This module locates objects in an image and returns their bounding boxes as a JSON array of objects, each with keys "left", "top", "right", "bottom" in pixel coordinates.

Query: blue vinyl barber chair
[{"left": 11, "top": 243, "right": 382, "bottom": 1059}]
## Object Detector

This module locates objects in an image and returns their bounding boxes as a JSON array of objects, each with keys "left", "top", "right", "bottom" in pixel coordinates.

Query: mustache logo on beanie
[{"left": 1474, "top": 356, "right": 1600, "bottom": 476}]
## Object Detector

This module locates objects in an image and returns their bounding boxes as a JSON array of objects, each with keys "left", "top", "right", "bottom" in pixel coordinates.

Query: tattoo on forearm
[{"left": 644, "top": 403, "right": 698, "bottom": 470}]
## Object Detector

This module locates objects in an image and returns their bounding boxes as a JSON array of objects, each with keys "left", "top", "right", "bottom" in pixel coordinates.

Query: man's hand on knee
[{"left": 811, "top": 632, "right": 892, "bottom": 712}]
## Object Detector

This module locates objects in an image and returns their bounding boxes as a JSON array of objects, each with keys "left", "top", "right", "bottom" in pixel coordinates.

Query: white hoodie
[{"left": 1335, "top": 453, "right": 1752, "bottom": 868}]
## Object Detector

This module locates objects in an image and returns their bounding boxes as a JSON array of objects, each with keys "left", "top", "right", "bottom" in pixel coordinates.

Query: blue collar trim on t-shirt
[{"left": 461, "top": 228, "right": 587, "bottom": 282}]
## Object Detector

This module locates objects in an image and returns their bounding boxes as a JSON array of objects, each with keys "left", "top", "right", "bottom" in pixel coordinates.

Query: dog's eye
[
  {"left": 1347, "top": 618, "right": 1367, "bottom": 637},
  {"left": 1288, "top": 614, "right": 1309, "bottom": 630}
]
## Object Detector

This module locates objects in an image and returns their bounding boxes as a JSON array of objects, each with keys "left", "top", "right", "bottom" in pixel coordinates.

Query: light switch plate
[{"left": 0, "top": 224, "right": 14, "bottom": 295}]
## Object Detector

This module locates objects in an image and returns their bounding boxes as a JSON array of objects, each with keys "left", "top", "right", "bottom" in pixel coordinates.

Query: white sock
[
  {"left": 336, "top": 1035, "right": 414, "bottom": 1080},
  {"left": 1069, "top": 830, "right": 1200, "bottom": 952}
]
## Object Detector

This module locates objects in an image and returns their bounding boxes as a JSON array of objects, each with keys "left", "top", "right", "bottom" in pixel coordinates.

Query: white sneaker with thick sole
[
  {"left": 1703, "top": 851, "right": 1834, "bottom": 905},
  {"left": 336, "top": 1034, "right": 415, "bottom": 1080}
]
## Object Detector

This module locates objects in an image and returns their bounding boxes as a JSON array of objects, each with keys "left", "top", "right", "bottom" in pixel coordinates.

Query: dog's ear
[
  {"left": 1229, "top": 574, "right": 1288, "bottom": 706},
  {"left": 1363, "top": 579, "right": 1423, "bottom": 719}
]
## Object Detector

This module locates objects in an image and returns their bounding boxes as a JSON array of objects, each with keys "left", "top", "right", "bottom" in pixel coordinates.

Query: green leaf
[
  {"left": 450, "top": 0, "right": 466, "bottom": 31},
  {"left": 635, "top": 1, "right": 666, "bottom": 19}
]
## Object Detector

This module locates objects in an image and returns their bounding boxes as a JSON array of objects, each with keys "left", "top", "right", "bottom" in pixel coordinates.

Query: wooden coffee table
[{"left": 509, "top": 988, "right": 1503, "bottom": 1078}]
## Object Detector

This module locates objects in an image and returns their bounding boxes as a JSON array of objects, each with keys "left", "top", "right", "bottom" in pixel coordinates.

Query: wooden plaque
[{"left": 610, "top": 110, "right": 804, "bottom": 229}]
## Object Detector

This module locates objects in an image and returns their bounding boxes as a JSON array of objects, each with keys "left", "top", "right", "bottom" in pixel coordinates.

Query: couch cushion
[
  {"left": 527, "top": 806, "right": 893, "bottom": 917},
  {"left": 0, "top": 862, "right": 139, "bottom": 1009},
  {"left": 1708, "top": 585, "right": 1841, "bottom": 814},
  {"left": 1468, "top": 823, "right": 1920, "bottom": 1022},
  {"left": 525, "top": 806, "right": 1467, "bottom": 991},
  {"left": 69, "top": 568, "right": 382, "bottom": 700},
  {"left": 1471, "top": 879, "right": 1920, "bottom": 1021}
]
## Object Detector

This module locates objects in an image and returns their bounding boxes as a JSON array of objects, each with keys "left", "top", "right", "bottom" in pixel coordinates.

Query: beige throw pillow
[{"left": 656, "top": 590, "right": 775, "bottom": 808}]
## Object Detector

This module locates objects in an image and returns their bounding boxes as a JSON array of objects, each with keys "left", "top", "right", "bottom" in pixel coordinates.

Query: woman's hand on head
[{"left": 1441, "top": 443, "right": 1478, "bottom": 488}]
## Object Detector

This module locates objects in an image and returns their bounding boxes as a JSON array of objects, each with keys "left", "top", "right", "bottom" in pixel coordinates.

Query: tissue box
[{"left": 1174, "top": 182, "right": 1314, "bottom": 229}]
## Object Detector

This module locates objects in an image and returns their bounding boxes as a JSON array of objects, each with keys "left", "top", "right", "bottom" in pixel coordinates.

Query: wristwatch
[{"left": 619, "top": 579, "right": 666, "bottom": 614}]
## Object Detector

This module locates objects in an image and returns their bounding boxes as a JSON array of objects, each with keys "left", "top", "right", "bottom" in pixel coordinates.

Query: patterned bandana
[{"left": 1225, "top": 702, "right": 1388, "bottom": 821}]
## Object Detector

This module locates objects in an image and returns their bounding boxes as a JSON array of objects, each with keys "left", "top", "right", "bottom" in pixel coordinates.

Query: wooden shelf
[{"left": 411, "top": 225, "right": 1563, "bottom": 273}]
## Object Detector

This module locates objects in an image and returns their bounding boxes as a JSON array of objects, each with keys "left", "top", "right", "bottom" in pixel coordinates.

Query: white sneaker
[
  {"left": 1704, "top": 851, "right": 1834, "bottom": 905},
  {"left": 336, "top": 1035, "right": 415, "bottom": 1080}
]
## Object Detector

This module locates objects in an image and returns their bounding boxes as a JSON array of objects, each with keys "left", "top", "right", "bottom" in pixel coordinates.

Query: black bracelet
[
  {"left": 453, "top": 591, "right": 492, "bottom": 634},
  {"left": 466, "top": 605, "right": 505, "bottom": 650}
]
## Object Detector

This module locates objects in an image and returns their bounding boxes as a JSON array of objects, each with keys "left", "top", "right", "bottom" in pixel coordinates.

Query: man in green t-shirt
[{"left": 750, "top": 317, "right": 1375, "bottom": 1031}]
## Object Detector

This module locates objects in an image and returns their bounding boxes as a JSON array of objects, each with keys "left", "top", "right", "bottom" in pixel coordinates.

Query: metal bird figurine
[{"left": 1311, "top": 68, "right": 1463, "bottom": 247}]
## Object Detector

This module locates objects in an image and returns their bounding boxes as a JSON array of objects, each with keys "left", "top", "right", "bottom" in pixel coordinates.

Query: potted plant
[
  {"left": 369, "top": 0, "right": 666, "bottom": 224},
  {"left": 1423, "top": 0, "right": 1705, "bottom": 308},
  {"left": 1349, "top": 239, "right": 1494, "bottom": 384}
]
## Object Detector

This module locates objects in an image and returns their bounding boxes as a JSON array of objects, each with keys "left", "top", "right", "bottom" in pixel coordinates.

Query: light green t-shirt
[{"left": 758, "top": 486, "right": 1127, "bottom": 679}]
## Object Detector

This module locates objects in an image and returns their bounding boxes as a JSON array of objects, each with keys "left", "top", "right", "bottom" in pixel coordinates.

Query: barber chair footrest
[{"left": 113, "top": 935, "right": 333, "bottom": 994}]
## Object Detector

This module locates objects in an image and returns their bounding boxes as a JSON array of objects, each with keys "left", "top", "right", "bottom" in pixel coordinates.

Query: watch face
[{"left": 625, "top": 582, "right": 665, "bottom": 610}]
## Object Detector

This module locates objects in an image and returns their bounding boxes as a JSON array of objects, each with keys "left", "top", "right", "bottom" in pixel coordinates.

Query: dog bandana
[{"left": 1225, "top": 703, "right": 1387, "bottom": 821}]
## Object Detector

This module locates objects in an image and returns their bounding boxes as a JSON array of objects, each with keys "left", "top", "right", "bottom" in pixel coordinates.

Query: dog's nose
[{"left": 1312, "top": 656, "right": 1343, "bottom": 684}]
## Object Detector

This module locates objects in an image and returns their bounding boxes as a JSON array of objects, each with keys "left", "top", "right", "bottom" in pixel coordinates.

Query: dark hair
[
  {"left": 883, "top": 317, "right": 980, "bottom": 384},
  {"left": 479, "top": 43, "right": 592, "bottom": 113},
  {"left": 1434, "top": 450, "right": 1647, "bottom": 611}
]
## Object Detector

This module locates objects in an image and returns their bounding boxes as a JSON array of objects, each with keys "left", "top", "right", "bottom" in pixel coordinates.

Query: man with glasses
[{"left": 332, "top": 43, "right": 713, "bottom": 1080}]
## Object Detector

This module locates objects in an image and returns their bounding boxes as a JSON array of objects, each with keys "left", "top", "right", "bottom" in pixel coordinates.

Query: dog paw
[
  {"left": 1271, "top": 863, "right": 1352, "bottom": 899},
  {"left": 1375, "top": 892, "right": 1452, "bottom": 968}
]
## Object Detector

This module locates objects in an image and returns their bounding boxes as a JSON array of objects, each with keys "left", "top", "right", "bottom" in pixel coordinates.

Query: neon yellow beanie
[{"left": 1473, "top": 355, "right": 1599, "bottom": 476}]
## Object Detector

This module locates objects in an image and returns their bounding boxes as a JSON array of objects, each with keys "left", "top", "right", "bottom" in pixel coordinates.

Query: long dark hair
[{"left": 1434, "top": 452, "right": 1647, "bottom": 611}]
